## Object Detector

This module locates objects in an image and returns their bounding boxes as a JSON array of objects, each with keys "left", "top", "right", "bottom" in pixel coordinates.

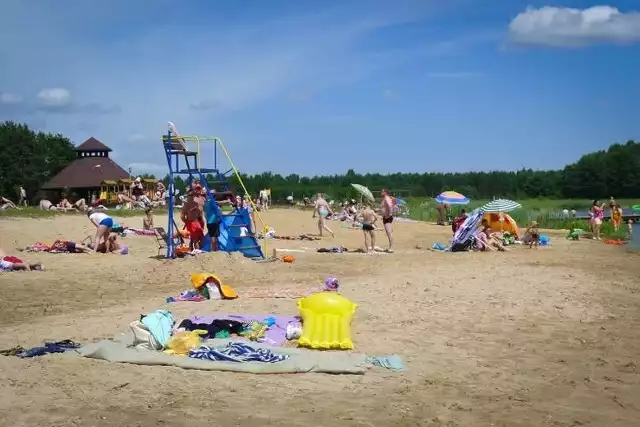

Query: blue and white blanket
[{"left": 188, "top": 342, "right": 288, "bottom": 363}]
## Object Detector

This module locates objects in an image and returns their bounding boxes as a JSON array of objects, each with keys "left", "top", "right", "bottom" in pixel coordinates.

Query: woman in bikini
[
  {"left": 476, "top": 219, "right": 509, "bottom": 252},
  {"left": 312, "top": 193, "right": 335, "bottom": 237}
]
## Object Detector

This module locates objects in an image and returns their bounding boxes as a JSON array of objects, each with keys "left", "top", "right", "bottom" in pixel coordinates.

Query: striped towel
[{"left": 188, "top": 342, "right": 288, "bottom": 363}]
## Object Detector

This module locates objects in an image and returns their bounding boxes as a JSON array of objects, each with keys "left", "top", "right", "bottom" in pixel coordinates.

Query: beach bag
[{"left": 450, "top": 237, "right": 474, "bottom": 252}]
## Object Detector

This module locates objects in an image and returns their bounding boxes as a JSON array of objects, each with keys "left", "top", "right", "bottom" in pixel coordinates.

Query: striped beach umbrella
[
  {"left": 452, "top": 208, "right": 484, "bottom": 247},
  {"left": 435, "top": 191, "right": 470, "bottom": 205},
  {"left": 481, "top": 199, "right": 521, "bottom": 213}
]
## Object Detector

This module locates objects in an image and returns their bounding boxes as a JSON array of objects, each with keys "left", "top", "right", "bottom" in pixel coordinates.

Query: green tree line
[
  {"left": 215, "top": 140, "right": 640, "bottom": 202},
  {"left": 1, "top": 121, "right": 638, "bottom": 202},
  {"left": 0, "top": 121, "right": 76, "bottom": 200}
]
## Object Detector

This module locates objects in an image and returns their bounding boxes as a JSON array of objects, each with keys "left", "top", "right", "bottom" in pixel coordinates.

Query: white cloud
[
  {"left": 0, "top": 0, "right": 442, "bottom": 171},
  {"left": 509, "top": 6, "right": 640, "bottom": 47},
  {"left": 0, "top": 87, "right": 119, "bottom": 115},
  {"left": 37, "top": 88, "right": 71, "bottom": 107},
  {"left": 35, "top": 87, "right": 119, "bottom": 114},
  {"left": 0, "top": 92, "right": 23, "bottom": 104}
]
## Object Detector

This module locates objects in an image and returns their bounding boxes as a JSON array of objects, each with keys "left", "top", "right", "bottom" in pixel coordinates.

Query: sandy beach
[{"left": 0, "top": 209, "right": 638, "bottom": 427}]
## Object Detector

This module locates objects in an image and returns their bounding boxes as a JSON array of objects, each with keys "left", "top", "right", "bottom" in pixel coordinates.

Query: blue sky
[{"left": 1, "top": 0, "right": 639, "bottom": 177}]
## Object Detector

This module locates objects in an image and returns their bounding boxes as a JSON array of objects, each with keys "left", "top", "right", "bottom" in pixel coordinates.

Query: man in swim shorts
[
  {"left": 181, "top": 191, "right": 204, "bottom": 250},
  {"left": 356, "top": 205, "right": 378, "bottom": 252},
  {"left": 380, "top": 189, "right": 394, "bottom": 252},
  {"left": 313, "top": 192, "right": 335, "bottom": 237}
]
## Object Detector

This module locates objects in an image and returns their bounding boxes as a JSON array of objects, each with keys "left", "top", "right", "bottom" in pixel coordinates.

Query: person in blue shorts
[{"left": 87, "top": 208, "right": 114, "bottom": 253}]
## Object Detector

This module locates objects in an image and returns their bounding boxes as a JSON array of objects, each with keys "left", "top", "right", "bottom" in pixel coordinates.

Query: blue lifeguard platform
[{"left": 161, "top": 122, "right": 264, "bottom": 260}]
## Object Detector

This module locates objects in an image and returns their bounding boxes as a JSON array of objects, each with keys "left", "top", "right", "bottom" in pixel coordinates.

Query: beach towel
[
  {"left": 317, "top": 246, "right": 347, "bottom": 253},
  {"left": 23, "top": 241, "right": 77, "bottom": 253},
  {"left": 188, "top": 342, "right": 288, "bottom": 363},
  {"left": 365, "top": 355, "right": 407, "bottom": 372},
  {"left": 23, "top": 242, "right": 50, "bottom": 252},
  {"left": 80, "top": 338, "right": 403, "bottom": 375},
  {"left": 17, "top": 340, "right": 81, "bottom": 358},
  {"left": 123, "top": 228, "right": 157, "bottom": 236}
]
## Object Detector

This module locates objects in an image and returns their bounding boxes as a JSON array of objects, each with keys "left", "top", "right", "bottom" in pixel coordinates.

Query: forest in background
[{"left": 1, "top": 121, "right": 639, "bottom": 203}]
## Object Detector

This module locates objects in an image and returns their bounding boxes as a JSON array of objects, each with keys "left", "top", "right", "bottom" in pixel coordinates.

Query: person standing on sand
[
  {"left": 612, "top": 203, "right": 623, "bottom": 232},
  {"left": 205, "top": 189, "right": 232, "bottom": 251},
  {"left": 313, "top": 193, "right": 335, "bottom": 237},
  {"left": 590, "top": 200, "right": 605, "bottom": 240},
  {"left": 380, "top": 189, "right": 394, "bottom": 252},
  {"left": 18, "top": 186, "right": 27, "bottom": 206},
  {"left": 181, "top": 191, "right": 204, "bottom": 250},
  {"left": 356, "top": 205, "right": 378, "bottom": 253}
]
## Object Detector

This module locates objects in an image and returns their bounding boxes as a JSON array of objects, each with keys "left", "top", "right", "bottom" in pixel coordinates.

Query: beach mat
[{"left": 78, "top": 338, "right": 368, "bottom": 374}]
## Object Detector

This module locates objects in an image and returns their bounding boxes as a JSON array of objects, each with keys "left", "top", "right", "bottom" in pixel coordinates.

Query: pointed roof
[
  {"left": 42, "top": 157, "right": 129, "bottom": 189},
  {"left": 75, "top": 137, "right": 112, "bottom": 152}
]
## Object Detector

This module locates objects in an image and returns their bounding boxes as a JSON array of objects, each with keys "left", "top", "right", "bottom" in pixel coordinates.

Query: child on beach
[
  {"left": 526, "top": 221, "right": 540, "bottom": 248},
  {"left": 628, "top": 219, "right": 634, "bottom": 240},
  {"left": 356, "top": 205, "right": 378, "bottom": 253},
  {"left": 566, "top": 225, "right": 580, "bottom": 241},
  {"left": 143, "top": 207, "right": 154, "bottom": 230}
]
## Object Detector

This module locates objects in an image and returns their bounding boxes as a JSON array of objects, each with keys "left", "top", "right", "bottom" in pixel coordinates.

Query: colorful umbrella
[
  {"left": 351, "top": 183, "right": 374, "bottom": 203},
  {"left": 452, "top": 208, "right": 484, "bottom": 247},
  {"left": 481, "top": 199, "right": 522, "bottom": 213},
  {"left": 435, "top": 191, "right": 469, "bottom": 205}
]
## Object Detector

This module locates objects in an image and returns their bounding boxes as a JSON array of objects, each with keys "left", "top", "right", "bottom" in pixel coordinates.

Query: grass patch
[{"left": 0, "top": 208, "right": 58, "bottom": 219}]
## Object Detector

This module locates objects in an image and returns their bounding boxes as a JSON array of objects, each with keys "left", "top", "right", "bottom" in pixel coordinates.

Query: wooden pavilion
[{"left": 41, "top": 137, "right": 130, "bottom": 202}]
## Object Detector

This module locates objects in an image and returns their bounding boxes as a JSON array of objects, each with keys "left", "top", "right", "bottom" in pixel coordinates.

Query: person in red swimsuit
[
  {"left": 452, "top": 209, "right": 467, "bottom": 234},
  {"left": 0, "top": 248, "right": 43, "bottom": 271},
  {"left": 181, "top": 191, "right": 204, "bottom": 250}
]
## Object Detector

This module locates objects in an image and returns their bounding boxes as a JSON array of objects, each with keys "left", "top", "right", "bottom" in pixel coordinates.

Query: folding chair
[
  {"left": 154, "top": 226, "right": 185, "bottom": 256},
  {"left": 154, "top": 227, "right": 171, "bottom": 256}
]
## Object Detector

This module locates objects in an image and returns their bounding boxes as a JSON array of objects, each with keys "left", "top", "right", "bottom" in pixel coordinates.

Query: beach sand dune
[{"left": 0, "top": 209, "right": 638, "bottom": 426}]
